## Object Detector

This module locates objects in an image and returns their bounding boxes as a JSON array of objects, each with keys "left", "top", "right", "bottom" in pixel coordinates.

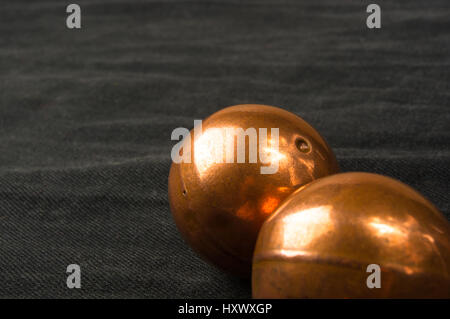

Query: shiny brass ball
[
  {"left": 168, "top": 104, "right": 339, "bottom": 276},
  {"left": 252, "top": 172, "right": 450, "bottom": 298}
]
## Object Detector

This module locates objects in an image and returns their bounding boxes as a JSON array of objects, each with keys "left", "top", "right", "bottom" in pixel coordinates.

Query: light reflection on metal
[
  {"left": 169, "top": 104, "right": 339, "bottom": 276},
  {"left": 253, "top": 172, "right": 450, "bottom": 298}
]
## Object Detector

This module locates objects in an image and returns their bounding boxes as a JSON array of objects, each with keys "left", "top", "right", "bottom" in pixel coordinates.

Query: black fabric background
[{"left": 0, "top": 0, "right": 448, "bottom": 298}]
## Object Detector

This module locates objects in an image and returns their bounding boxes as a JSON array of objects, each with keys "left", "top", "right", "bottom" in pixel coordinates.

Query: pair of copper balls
[{"left": 168, "top": 104, "right": 450, "bottom": 298}]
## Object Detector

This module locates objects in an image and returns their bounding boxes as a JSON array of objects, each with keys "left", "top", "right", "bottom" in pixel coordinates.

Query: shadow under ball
[
  {"left": 168, "top": 104, "right": 339, "bottom": 276},
  {"left": 252, "top": 172, "right": 450, "bottom": 298}
]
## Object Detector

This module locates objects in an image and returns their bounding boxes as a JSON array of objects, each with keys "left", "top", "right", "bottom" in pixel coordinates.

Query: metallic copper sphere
[
  {"left": 252, "top": 172, "right": 450, "bottom": 298},
  {"left": 169, "top": 104, "right": 339, "bottom": 276}
]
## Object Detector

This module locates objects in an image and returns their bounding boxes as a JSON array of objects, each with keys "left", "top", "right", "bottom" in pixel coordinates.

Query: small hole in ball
[
  {"left": 182, "top": 189, "right": 187, "bottom": 196},
  {"left": 295, "top": 137, "right": 311, "bottom": 153}
]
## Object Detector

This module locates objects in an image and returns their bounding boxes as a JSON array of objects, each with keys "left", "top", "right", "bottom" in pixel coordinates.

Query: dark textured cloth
[{"left": 0, "top": 0, "right": 448, "bottom": 298}]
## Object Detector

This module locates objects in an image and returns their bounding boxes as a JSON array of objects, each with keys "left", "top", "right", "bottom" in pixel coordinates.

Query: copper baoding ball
[
  {"left": 252, "top": 172, "right": 450, "bottom": 298},
  {"left": 168, "top": 104, "right": 339, "bottom": 276}
]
